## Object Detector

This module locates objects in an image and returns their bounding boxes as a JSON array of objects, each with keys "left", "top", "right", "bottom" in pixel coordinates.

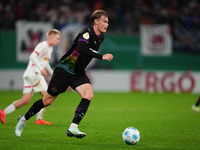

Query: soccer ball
[{"left": 122, "top": 127, "right": 140, "bottom": 145}]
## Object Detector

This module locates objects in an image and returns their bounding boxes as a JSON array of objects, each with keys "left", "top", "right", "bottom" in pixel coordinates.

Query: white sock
[
  {"left": 36, "top": 108, "right": 46, "bottom": 120},
  {"left": 69, "top": 123, "right": 78, "bottom": 129},
  {"left": 21, "top": 116, "right": 27, "bottom": 122},
  {"left": 4, "top": 103, "right": 16, "bottom": 115}
]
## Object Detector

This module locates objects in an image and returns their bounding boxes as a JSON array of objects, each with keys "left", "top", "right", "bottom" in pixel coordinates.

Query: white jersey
[{"left": 23, "top": 41, "right": 53, "bottom": 78}]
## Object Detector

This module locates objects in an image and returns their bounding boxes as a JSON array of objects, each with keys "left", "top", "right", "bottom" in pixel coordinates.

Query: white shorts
[{"left": 23, "top": 73, "right": 48, "bottom": 94}]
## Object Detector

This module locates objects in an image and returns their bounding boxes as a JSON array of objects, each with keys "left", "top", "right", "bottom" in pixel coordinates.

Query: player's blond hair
[{"left": 47, "top": 29, "right": 61, "bottom": 37}]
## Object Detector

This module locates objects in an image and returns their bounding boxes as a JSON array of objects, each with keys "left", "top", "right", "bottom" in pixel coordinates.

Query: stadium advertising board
[
  {"left": 89, "top": 70, "right": 200, "bottom": 93},
  {"left": 130, "top": 71, "right": 197, "bottom": 93},
  {"left": 16, "top": 21, "right": 52, "bottom": 62},
  {"left": 140, "top": 24, "right": 172, "bottom": 56},
  {"left": 0, "top": 70, "right": 200, "bottom": 93}
]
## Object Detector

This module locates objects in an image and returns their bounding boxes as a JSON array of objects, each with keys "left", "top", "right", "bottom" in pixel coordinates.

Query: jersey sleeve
[
  {"left": 77, "top": 32, "right": 103, "bottom": 59},
  {"left": 29, "top": 52, "right": 43, "bottom": 71},
  {"left": 33, "top": 42, "right": 48, "bottom": 57},
  {"left": 30, "top": 42, "right": 47, "bottom": 71}
]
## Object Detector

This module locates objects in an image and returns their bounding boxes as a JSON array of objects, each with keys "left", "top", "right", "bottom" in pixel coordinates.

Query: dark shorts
[{"left": 47, "top": 67, "right": 91, "bottom": 96}]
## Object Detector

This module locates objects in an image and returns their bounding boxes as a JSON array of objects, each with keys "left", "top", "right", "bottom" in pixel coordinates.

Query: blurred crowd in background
[{"left": 0, "top": 0, "right": 200, "bottom": 34}]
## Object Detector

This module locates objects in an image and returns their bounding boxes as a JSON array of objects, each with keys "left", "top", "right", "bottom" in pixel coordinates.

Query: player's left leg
[
  {"left": 67, "top": 83, "right": 93, "bottom": 138},
  {"left": 15, "top": 93, "right": 57, "bottom": 137},
  {"left": 15, "top": 115, "right": 27, "bottom": 137},
  {"left": 35, "top": 91, "right": 51, "bottom": 125},
  {"left": 15, "top": 68, "right": 64, "bottom": 137}
]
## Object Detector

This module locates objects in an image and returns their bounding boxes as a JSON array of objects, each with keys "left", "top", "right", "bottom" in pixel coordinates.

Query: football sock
[
  {"left": 36, "top": 108, "right": 46, "bottom": 120},
  {"left": 195, "top": 96, "right": 200, "bottom": 106},
  {"left": 72, "top": 98, "right": 91, "bottom": 125},
  {"left": 69, "top": 123, "right": 78, "bottom": 129},
  {"left": 4, "top": 103, "right": 16, "bottom": 115},
  {"left": 24, "top": 99, "right": 45, "bottom": 120},
  {"left": 21, "top": 116, "right": 27, "bottom": 122}
]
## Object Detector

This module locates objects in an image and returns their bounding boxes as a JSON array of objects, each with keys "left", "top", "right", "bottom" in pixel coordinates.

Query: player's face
[
  {"left": 51, "top": 34, "right": 61, "bottom": 46},
  {"left": 97, "top": 15, "right": 109, "bottom": 33}
]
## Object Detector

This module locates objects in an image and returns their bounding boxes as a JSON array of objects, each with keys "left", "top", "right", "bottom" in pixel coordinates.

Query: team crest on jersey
[
  {"left": 52, "top": 87, "right": 57, "bottom": 93},
  {"left": 83, "top": 32, "right": 89, "bottom": 39},
  {"left": 45, "top": 57, "right": 49, "bottom": 61}
]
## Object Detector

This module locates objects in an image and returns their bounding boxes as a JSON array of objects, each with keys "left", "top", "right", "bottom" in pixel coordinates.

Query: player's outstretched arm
[
  {"left": 45, "top": 63, "right": 53, "bottom": 76},
  {"left": 102, "top": 54, "right": 113, "bottom": 61},
  {"left": 40, "top": 69, "right": 48, "bottom": 76},
  {"left": 30, "top": 52, "right": 48, "bottom": 76}
]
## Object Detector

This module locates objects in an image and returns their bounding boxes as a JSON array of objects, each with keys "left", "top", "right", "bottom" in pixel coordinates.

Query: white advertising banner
[
  {"left": 16, "top": 21, "right": 52, "bottom": 62},
  {"left": 0, "top": 70, "right": 199, "bottom": 93},
  {"left": 140, "top": 24, "right": 172, "bottom": 56},
  {"left": 130, "top": 71, "right": 200, "bottom": 93},
  {"left": 88, "top": 70, "right": 200, "bottom": 93},
  {"left": 89, "top": 71, "right": 131, "bottom": 92}
]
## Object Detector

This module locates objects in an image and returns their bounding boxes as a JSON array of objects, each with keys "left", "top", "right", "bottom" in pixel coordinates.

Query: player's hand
[
  {"left": 40, "top": 69, "right": 48, "bottom": 76},
  {"left": 102, "top": 54, "right": 113, "bottom": 61}
]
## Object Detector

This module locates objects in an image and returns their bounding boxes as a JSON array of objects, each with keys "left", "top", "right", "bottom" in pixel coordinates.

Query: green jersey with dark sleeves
[{"left": 58, "top": 26, "right": 104, "bottom": 75}]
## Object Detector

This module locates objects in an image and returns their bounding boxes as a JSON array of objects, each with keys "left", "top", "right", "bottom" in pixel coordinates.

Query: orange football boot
[
  {"left": 0, "top": 110, "right": 6, "bottom": 124},
  {"left": 35, "top": 119, "right": 51, "bottom": 125}
]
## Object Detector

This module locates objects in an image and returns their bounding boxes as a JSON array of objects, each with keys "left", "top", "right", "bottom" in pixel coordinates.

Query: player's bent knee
[
  {"left": 84, "top": 92, "right": 94, "bottom": 101},
  {"left": 43, "top": 99, "right": 53, "bottom": 106},
  {"left": 43, "top": 95, "right": 56, "bottom": 106},
  {"left": 43, "top": 101, "right": 52, "bottom": 106}
]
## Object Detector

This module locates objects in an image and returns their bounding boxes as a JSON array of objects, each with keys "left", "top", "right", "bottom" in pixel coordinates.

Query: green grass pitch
[{"left": 0, "top": 91, "right": 200, "bottom": 150}]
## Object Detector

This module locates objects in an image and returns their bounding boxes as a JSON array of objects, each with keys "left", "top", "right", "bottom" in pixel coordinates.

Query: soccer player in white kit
[{"left": 0, "top": 29, "right": 61, "bottom": 125}]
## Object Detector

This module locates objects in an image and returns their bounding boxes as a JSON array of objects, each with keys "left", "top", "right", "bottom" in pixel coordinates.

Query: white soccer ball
[{"left": 122, "top": 127, "right": 140, "bottom": 145}]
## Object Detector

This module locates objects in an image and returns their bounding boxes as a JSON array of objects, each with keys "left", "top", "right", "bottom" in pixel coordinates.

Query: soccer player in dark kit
[{"left": 15, "top": 9, "right": 113, "bottom": 138}]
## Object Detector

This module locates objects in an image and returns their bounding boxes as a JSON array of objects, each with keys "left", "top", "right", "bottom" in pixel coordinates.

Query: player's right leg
[
  {"left": 0, "top": 93, "right": 32, "bottom": 124},
  {"left": 0, "top": 110, "right": 6, "bottom": 124},
  {"left": 66, "top": 126, "right": 86, "bottom": 138},
  {"left": 1, "top": 75, "right": 33, "bottom": 124},
  {"left": 66, "top": 82, "right": 93, "bottom": 139}
]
